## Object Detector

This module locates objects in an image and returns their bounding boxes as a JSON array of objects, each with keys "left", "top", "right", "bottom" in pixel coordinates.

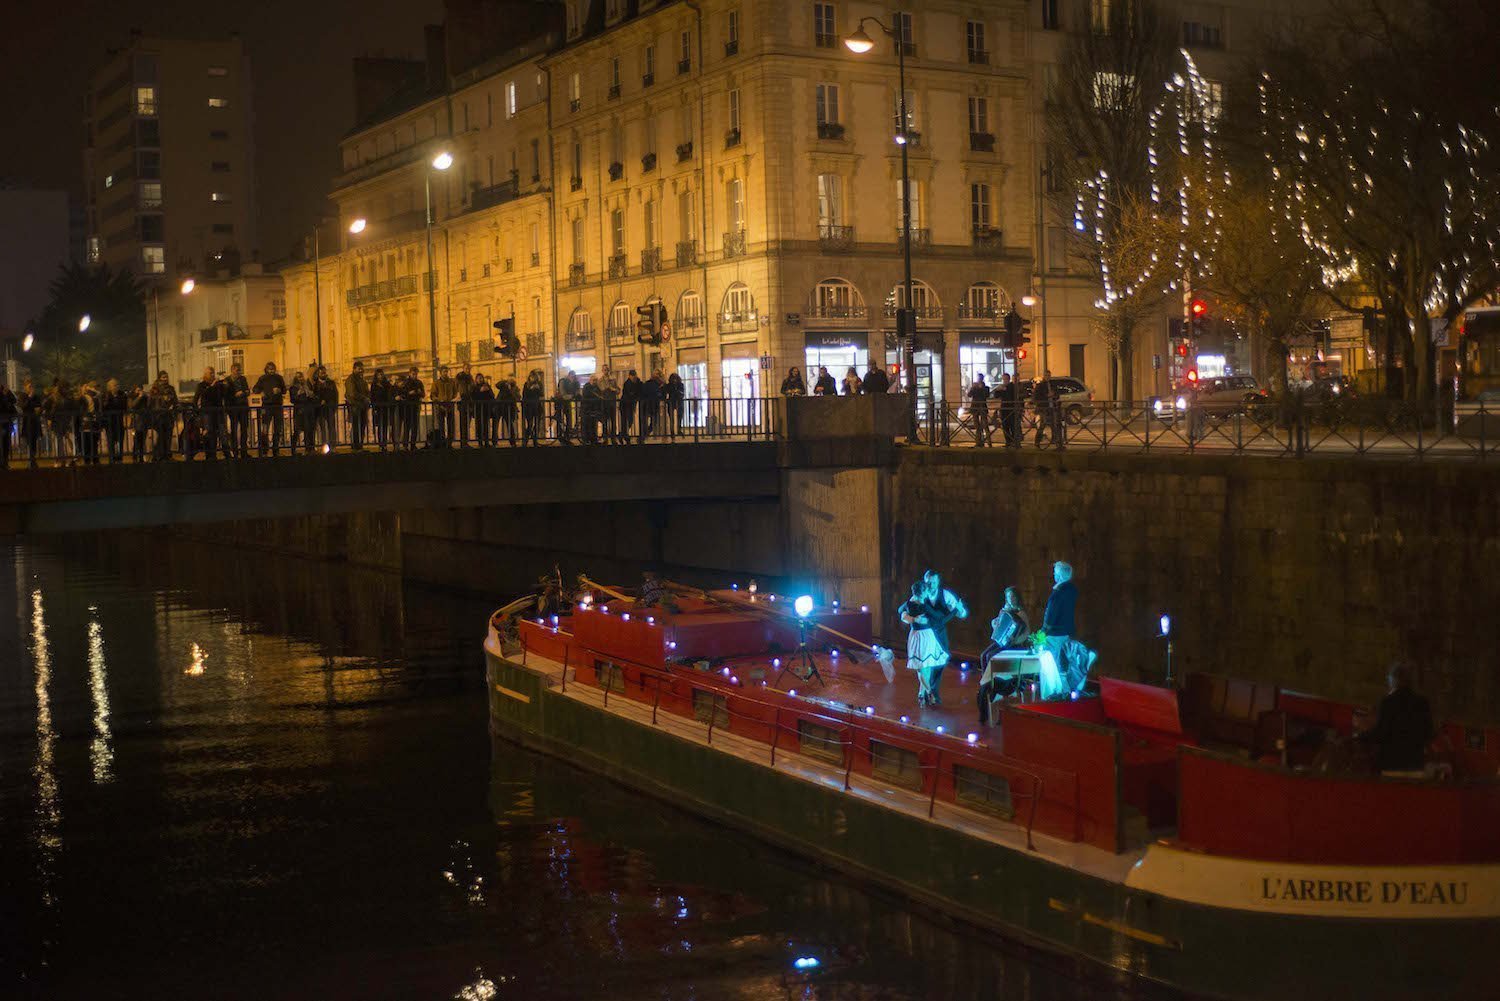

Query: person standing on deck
[
  {"left": 1039, "top": 561, "right": 1097, "bottom": 698},
  {"left": 900, "top": 571, "right": 967, "bottom": 707},
  {"left": 1355, "top": 662, "right": 1435, "bottom": 776}
]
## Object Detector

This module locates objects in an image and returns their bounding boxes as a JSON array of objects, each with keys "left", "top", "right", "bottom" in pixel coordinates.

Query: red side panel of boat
[{"left": 1001, "top": 706, "right": 1121, "bottom": 852}]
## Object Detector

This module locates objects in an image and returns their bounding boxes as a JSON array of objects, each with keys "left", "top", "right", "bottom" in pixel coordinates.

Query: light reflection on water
[{"left": 0, "top": 535, "right": 1165, "bottom": 1001}]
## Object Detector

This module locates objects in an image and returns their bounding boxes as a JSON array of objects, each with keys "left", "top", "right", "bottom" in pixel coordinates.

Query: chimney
[{"left": 424, "top": 24, "right": 447, "bottom": 91}]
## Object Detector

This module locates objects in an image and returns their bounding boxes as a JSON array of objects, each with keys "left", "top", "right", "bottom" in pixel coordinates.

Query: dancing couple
[{"left": 899, "top": 571, "right": 968, "bottom": 706}]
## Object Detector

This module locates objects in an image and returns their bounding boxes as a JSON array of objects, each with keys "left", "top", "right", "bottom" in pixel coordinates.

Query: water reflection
[
  {"left": 86, "top": 608, "right": 113, "bottom": 783},
  {"left": 0, "top": 535, "right": 1161, "bottom": 1001},
  {"left": 29, "top": 588, "right": 60, "bottom": 909}
]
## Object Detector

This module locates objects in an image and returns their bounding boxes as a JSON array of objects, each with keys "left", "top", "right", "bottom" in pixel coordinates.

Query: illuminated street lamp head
[
  {"left": 1159, "top": 614, "right": 1172, "bottom": 637},
  {"left": 1021, "top": 294, "right": 1038, "bottom": 308},
  {"left": 844, "top": 26, "right": 876, "bottom": 53},
  {"left": 794, "top": 595, "right": 815, "bottom": 618},
  {"left": 180, "top": 278, "right": 196, "bottom": 295},
  {"left": 348, "top": 217, "right": 367, "bottom": 235},
  {"left": 431, "top": 151, "right": 454, "bottom": 171},
  {"left": 22, "top": 332, "right": 35, "bottom": 351},
  {"left": 78, "top": 314, "right": 91, "bottom": 332}
]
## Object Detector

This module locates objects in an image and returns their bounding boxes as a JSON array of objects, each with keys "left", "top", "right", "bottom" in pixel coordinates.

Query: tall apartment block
[{"left": 85, "top": 33, "right": 257, "bottom": 282}]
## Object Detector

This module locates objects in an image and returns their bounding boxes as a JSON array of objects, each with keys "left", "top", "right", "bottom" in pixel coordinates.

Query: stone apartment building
[{"left": 280, "top": 0, "right": 1305, "bottom": 402}]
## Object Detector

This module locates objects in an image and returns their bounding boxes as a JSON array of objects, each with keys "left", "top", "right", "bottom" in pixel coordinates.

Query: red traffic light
[
  {"left": 1185, "top": 368, "right": 1199, "bottom": 383},
  {"left": 1190, "top": 299, "right": 1208, "bottom": 317},
  {"left": 1176, "top": 342, "right": 1189, "bottom": 357},
  {"left": 1017, "top": 347, "right": 1028, "bottom": 361}
]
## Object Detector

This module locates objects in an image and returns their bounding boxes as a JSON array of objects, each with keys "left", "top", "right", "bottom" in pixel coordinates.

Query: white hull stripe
[{"left": 1127, "top": 844, "right": 1500, "bottom": 920}]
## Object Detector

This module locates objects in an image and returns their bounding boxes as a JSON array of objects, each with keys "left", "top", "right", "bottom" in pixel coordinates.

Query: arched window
[
  {"left": 809, "top": 278, "right": 865, "bottom": 319},
  {"left": 960, "top": 281, "right": 1007, "bottom": 320},
  {"left": 565, "top": 306, "right": 595, "bottom": 351},
  {"left": 608, "top": 299, "right": 633, "bottom": 336},
  {"left": 676, "top": 289, "right": 705, "bottom": 333},
  {"left": 885, "top": 280, "right": 941, "bottom": 319},
  {"left": 720, "top": 282, "right": 757, "bottom": 333}
]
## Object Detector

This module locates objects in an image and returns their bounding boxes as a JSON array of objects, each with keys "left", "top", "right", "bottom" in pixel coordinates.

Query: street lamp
[
  {"left": 425, "top": 150, "right": 453, "bottom": 381},
  {"left": 149, "top": 278, "right": 196, "bottom": 378},
  {"left": 22, "top": 332, "right": 34, "bottom": 352},
  {"left": 846, "top": 16, "right": 918, "bottom": 443},
  {"left": 348, "top": 217, "right": 367, "bottom": 235},
  {"left": 78, "top": 314, "right": 91, "bottom": 332}
]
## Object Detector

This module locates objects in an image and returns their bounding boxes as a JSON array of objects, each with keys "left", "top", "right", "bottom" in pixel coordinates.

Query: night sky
[{"left": 0, "top": 0, "right": 445, "bottom": 264}]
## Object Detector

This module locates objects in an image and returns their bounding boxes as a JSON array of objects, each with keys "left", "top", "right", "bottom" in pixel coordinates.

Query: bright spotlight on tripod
[{"left": 775, "top": 595, "right": 825, "bottom": 688}]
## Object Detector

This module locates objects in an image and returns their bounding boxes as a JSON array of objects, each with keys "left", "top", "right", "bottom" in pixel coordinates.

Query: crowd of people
[{"left": 0, "top": 360, "right": 706, "bottom": 467}]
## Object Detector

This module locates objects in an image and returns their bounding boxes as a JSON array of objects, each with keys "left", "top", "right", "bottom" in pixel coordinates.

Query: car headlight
[
  {"left": 1175, "top": 396, "right": 1188, "bottom": 410},
  {"left": 1331, "top": 383, "right": 1341, "bottom": 395},
  {"left": 1152, "top": 399, "right": 1163, "bottom": 413}
]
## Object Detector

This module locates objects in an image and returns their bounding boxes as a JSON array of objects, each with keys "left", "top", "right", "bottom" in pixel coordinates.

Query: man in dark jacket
[
  {"left": 253, "top": 362, "right": 286, "bottom": 456},
  {"left": 191, "top": 367, "right": 223, "bottom": 460},
  {"left": 0, "top": 381, "right": 15, "bottom": 469},
  {"left": 813, "top": 366, "right": 837, "bottom": 397},
  {"left": 618, "top": 370, "right": 641, "bottom": 443},
  {"left": 861, "top": 364, "right": 890, "bottom": 395},
  {"left": 400, "top": 367, "right": 425, "bottom": 449},
  {"left": 344, "top": 361, "right": 370, "bottom": 450},
  {"left": 968, "top": 374, "right": 991, "bottom": 447},
  {"left": 101, "top": 379, "right": 129, "bottom": 463},
  {"left": 432, "top": 365, "right": 457, "bottom": 443},
  {"left": 223, "top": 363, "right": 251, "bottom": 458},
  {"left": 579, "top": 374, "right": 602, "bottom": 444},
  {"left": 312, "top": 365, "right": 339, "bottom": 450},
  {"left": 555, "top": 368, "right": 580, "bottom": 442},
  {"left": 638, "top": 370, "right": 663, "bottom": 443},
  {"left": 454, "top": 363, "right": 475, "bottom": 447},
  {"left": 1040, "top": 560, "right": 1094, "bottom": 697},
  {"left": 1357, "top": 663, "right": 1435, "bottom": 775},
  {"left": 996, "top": 372, "right": 1020, "bottom": 447}
]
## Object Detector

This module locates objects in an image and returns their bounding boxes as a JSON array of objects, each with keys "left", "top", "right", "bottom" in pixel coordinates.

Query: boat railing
[{"left": 564, "top": 643, "right": 1045, "bottom": 850}]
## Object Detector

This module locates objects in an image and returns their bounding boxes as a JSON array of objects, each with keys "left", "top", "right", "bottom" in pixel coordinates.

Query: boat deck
[{"left": 487, "top": 631, "right": 1141, "bottom": 888}]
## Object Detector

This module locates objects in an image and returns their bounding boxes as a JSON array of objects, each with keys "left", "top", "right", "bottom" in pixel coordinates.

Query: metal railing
[
  {"left": 918, "top": 397, "right": 1500, "bottom": 461},
  {"left": 2, "top": 396, "right": 784, "bottom": 467}
]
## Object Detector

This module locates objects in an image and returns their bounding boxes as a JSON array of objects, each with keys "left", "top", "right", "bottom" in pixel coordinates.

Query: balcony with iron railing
[
  {"left": 608, "top": 253, "right": 627, "bottom": 279},
  {"left": 883, "top": 303, "right": 944, "bottom": 323},
  {"left": 569, "top": 98, "right": 581, "bottom": 112},
  {"left": 818, "top": 223, "right": 855, "bottom": 251},
  {"left": 569, "top": 262, "right": 586, "bottom": 286},
  {"left": 675, "top": 314, "right": 706, "bottom": 338},
  {"left": 814, "top": 32, "right": 837, "bottom": 48},
  {"left": 642, "top": 72, "right": 655, "bottom": 87},
  {"left": 677, "top": 58, "right": 691, "bottom": 74},
  {"left": 725, "top": 39, "right": 739, "bottom": 56},
  {"left": 720, "top": 310, "right": 759, "bottom": 334},
  {"left": 816, "top": 121, "right": 846, "bottom": 141},
  {"left": 968, "top": 48, "right": 989, "bottom": 65},
  {"left": 606, "top": 323, "right": 635, "bottom": 347},
  {"left": 969, "top": 132, "right": 996, "bottom": 153},
  {"left": 608, "top": 161, "right": 624, "bottom": 181},
  {"left": 676, "top": 141, "right": 694, "bottom": 162},
  {"left": 345, "top": 271, "right": 436, "bottom": 308},
  {"left": 530, "top": 251, "right": 541, "bottom": 267},
  {"left": 641, "top": 152, "right": 657, "bottom": 172},
  {"left": 470, "top": 175, "right": 519, "bottom": 211},
  {"left": 676, "top": 239, "right": 698, "bottom": 266},
  {"left": 896, "top": 228, "right": 931, "bottom": 250},
  {"left": 565, "top": 329, "right": 596, "bottom": 352},
  {"left": 570, "top": 175, "right": 583, "bottom": 192},
  {"left": 608, "top": 83, "right": 621, "bottom": 100},
  {"left": 640, "top": 246, "right": 661, "bottom": 273},
  {"left": 722, "top": 229, "right": 746, "bottom": 258},
  {"left": 971, "top": 227, "right": 1005, "bottom": 255},
  {"left": 957, "top": 303, "right": 1004, "bottom": 324},
  {"left": 804, "top": 303, "right": 867, "bottom": 322},
  {"left": 525, "top": 331, "right": 547, "bottom": 357},
  {"left": 724, "top": 128, "right": 742, "bottom": 149}
]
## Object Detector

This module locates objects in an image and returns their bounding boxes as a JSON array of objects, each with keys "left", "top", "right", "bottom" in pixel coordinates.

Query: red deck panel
[
  {"left": 1101, "top": 677, "right": 1184, "bottom": 737},
  {"left": 1000, "top": 705, "right": 1120, "bottom": 851}
]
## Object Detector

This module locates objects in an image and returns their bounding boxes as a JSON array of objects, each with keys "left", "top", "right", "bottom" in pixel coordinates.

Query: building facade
[
  {"left": 279, "top": 0, "right": 1311, "bottom": 404},
  {"left": 85, "top": 34, "right": 257, "bottom": 284},
  {"left": 153, "top": 264, "right": 283, "bottom": 393}
]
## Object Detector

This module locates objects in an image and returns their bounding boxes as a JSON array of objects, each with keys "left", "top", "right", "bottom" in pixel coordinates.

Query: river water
[{"left": 0, "top": 536, "right": 1164, "bottom": 1000}]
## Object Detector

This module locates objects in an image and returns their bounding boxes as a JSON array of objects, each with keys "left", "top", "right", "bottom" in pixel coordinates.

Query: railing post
[
  {"left": 770, "top": 707, "right": 781, "bottom": 766},
  {"left": 561, "top": 644, "right": 569, "bottom": 691},
  {"left": 706, "top": 693, "right": 715, "bottom": 745},
  {"left": 842, "top": 731, "right": 854, "bottom": 792},
  {"left": 1100, "top": 403, "right": 1108, "bottom": 451},
  {"left": 928, "top": 750, "right": 941, "bottom": 819},
  {"left": 651, "top": 675, "right": 662, "bottom": 725}
]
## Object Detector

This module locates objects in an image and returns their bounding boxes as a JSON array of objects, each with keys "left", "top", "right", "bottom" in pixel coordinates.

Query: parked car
[{"left": 1022, "top": 377, "right": 1094, "bottom": 424}]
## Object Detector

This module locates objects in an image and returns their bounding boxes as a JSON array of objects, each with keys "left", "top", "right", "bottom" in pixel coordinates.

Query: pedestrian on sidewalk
[{"left": 968, "top": 373, "right": 991, "bottom": 447}]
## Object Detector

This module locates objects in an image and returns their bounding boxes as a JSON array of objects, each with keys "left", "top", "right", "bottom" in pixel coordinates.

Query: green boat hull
[{"left": 487, "top": 651, "right": 1496, "bottom": 1000}]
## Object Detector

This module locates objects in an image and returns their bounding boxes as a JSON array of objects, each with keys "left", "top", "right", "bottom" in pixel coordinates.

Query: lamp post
[
  {"left": 846, "top": 17, "right": 918, "bottom": 443},
  {"left": 149, "top": 279, "right": 196, "bottom": 379},
  {"left": 426, "top": 150, "right": 454, "bottom": 381}
]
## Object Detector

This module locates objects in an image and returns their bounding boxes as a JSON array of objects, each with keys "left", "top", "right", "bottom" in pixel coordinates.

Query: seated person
[
  {"left": 1355, "top": 662, "right": 1435, "bottom": 776},
  {"left": 976, "top": 588, "right": 1031, "bottom": 724}
]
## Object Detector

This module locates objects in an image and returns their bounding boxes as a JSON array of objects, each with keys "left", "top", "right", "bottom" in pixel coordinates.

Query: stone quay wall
[{"left": 888, "top": 448, "right": 1500, "bottom": 725}]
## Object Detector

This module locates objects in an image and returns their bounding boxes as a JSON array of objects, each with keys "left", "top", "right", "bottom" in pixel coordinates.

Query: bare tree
[{"left": 1259, "top": 0, "right": 1500, "bottom": 401}]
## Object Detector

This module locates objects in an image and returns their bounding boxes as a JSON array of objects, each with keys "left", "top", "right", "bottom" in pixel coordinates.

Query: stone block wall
[{"left": 889, "top": 449, "right": 1500, "bottom": 724}]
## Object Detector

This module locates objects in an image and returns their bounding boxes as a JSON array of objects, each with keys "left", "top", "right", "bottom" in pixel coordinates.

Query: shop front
[
  {"left": 884, "top": 331, "right": 943, "bottom": 416},
  {"left": 720, "top": 339, "right": 763, "bottom": 427},
  {"left": 959, "top": 330, "right": 1015, "bottom": 390},
  {"left": 803, "top": 331, "right": 870, "bottom": 390}
]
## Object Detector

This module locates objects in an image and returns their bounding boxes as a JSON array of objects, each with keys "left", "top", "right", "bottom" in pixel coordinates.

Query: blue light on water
[{"left": 793, "top": 956, "right": 820, "bottom": 970}]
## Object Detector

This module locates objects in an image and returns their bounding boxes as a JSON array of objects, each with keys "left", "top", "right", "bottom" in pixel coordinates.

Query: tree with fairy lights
[
  {"left": 1048, "top": 0, "right": 1226, "bottom": 405},
  {"left": 1259, "top": 0, "right": 1500, "bottom": 403}
]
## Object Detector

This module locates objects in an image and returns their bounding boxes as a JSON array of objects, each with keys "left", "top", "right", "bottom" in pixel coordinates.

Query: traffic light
[
  {"left": 637, "top": 301, "right": 668, "bottom": 344},
  {"left": 492, "top": 317, "right": 520, "bottom": 358},
  {"left": 1189, "top": 298, "right": 1208, "bottom": 338},
  {"left": 1003, "top": 309, "right": 1033, "bottom": 351},
  {"left": 1176, "top": 342, "right": 1189, "bottom": 358},
  {"left": 1185, "top": 368, "right": 1199, "bottom": 384}
]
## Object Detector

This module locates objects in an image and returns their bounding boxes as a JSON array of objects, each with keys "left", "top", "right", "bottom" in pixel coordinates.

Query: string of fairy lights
[{"left": 1073, "top": 50, "right": 1227, "bottom": 315}]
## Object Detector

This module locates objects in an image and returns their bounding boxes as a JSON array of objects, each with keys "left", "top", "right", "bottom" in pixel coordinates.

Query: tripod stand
[{"left": 774, "top": 617, "right": 825, "bottom": 688}]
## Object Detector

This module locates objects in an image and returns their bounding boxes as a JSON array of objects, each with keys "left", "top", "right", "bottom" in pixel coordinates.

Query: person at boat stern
[
  {"left": 1040, "top": 562, "right": 1097, "bottom": 698},
  {"left": 1356, "top": 662, "right": 1435, "bottom": 777}
]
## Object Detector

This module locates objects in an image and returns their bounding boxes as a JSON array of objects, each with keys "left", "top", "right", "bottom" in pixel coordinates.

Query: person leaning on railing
[
  {"left": 521, "top": 370, "right": 544, "bottom": 446},
  {"left": 369, "top": 368, "right": 393, "bottom": 451},
  {"left": 664, "top": 372, "right": 685, "bottom": 440},
  {"left": 780, "top": 366, "right": 807, "bottom": 396},
  {"left": 344, "top": 361, "right": 369, "bottom": 451},
  {"left": 253, "top": 362, "right": 286, "bottom": 456},
  {"left": 147, "top": 371, "right": 177, "bottom": 462}
]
